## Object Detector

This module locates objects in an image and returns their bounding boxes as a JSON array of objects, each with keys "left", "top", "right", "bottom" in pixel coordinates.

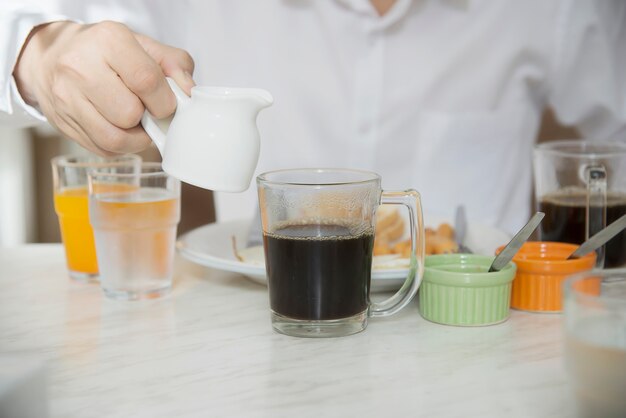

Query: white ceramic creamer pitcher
[{"left": 141, "top": 78, "right": 273, "bottom": 192}]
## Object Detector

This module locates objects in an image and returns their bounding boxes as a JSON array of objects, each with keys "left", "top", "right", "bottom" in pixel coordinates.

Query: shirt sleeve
[
  {"left": 0, "top": 3, "right": 71, "bottom": 128},
  {"left": 548, "top": 0, "right": 626, "bottom": 141}
]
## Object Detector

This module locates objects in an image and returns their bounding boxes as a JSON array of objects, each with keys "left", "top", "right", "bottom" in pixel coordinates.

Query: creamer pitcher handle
[
  {"left": 370, "top": 190, "right": 425, "bottom": 317},
  {"left": 140, "top": 77, "right": 191, "bottom": 155}
]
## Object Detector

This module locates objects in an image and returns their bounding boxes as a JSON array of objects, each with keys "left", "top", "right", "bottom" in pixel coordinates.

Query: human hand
[{"left": 13, "top": 20, "right": 195, "bottom": 155}]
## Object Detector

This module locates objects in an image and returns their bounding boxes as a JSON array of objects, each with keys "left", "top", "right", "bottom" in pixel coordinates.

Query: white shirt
[{"left": 1, "top": 0, "right": 625, "bottom": 234}]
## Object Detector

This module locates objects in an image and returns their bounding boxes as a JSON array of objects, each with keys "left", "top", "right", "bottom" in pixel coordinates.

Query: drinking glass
[
  {"left": 257, "top": 168, "right": 425, "bottom": 337},
  {"left": 51, "top": 154, "right": 141, "bottom": 281},
  {"left": 563, "top": 269, "right": 626, "bottom": 417},
  {"left": 88, "top": 163, "right": 181, "bottom": 300},
  {"left": 533, "top": 140, "right": 626, "bottom": 268}
]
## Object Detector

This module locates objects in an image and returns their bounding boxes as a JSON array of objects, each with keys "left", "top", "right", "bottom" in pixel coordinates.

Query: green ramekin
[{"left": 419, "top": 254, "right": 517, "bottom": 326}]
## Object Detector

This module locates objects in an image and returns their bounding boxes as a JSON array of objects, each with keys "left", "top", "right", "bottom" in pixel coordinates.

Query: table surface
[{"left": 0, "top": 244, "right": 578, "bottom": 418}]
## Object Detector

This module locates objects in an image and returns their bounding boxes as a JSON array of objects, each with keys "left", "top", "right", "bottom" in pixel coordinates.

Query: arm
[
  {"left": 3, "top": 5, "right": 196, "bottom": 155},
  {"left": 0, "top": 4, "right": 69, "bottom": 127}
]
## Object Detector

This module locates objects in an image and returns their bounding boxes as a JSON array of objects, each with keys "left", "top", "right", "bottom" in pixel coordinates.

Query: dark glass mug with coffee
[
  {"left": 257, "top": 168, "right": 425, "bottom": 337},
  {"left": 534, "top": 140, "right": 626, "bottom": 268}
]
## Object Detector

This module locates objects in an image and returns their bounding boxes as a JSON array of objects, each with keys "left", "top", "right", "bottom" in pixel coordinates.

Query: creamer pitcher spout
[{"left": 246, "top": 88, "right": 274, "bottom": 110}]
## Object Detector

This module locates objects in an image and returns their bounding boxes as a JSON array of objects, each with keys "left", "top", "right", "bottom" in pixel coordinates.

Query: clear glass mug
[
  {"left": 563, "top": 269, "right": 626, "bottom": 417},
  {"left": 533, "top": 140, "right": 626, "bottom": 268},
  {"left": 257, "top": 168, "right": 425, "bottom": 337}
]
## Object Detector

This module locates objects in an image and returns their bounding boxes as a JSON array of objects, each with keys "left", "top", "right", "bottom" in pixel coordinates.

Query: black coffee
[
  {"left": 539, "top": 190, "right": 626, "bottom": 268},
  {"left": 263, "top": 222, "right": 374, "bottom": 321}
]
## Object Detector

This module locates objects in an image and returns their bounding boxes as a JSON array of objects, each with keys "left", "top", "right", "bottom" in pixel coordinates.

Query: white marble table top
[{"left": 0, "top": 244, "right": 577, "bottom": 418}]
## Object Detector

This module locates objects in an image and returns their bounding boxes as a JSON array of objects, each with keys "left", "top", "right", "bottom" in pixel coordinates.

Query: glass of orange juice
[
  {"left": 51, "top": 154, "right": 141, "bottom": 281},
  {"left": 88, "top": 163, "right": 181, "bottom": 300}
]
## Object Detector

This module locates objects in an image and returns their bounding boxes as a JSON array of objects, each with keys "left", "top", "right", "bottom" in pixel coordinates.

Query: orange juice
[
  {"left": 54, "top": 187, "right": 97, "bottom": 276},
  {"left": 54, "top": 183, "right": 139, "bottom": 278}
]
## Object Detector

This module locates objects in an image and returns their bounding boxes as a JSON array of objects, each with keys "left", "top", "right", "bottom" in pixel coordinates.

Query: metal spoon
[
  {"left": 488, "top": 212, "right": 545, "bottom": 272},
  {"left": 568, "top": 213, "right": 626, "bottom": 259}
]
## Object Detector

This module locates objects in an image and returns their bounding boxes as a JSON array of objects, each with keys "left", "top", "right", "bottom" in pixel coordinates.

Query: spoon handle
[
  {"left": 489, "top": 212, "right": 545, "bottom": 272},
  {"left": 568, "top": 213, "right": 626, "bottom": 260}
]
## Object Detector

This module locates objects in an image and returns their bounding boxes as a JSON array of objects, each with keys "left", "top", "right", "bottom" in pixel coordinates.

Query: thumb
[{"left": 133, "top": 33, "right": 196, "bottom": 95}]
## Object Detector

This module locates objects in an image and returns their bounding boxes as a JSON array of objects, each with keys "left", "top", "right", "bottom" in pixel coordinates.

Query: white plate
[{"left": 177, "top": 217, "right": 510, "bottom": 292}]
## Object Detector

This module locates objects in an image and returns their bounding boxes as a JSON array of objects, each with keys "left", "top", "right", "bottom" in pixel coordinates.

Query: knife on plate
[{"left": 246, "top": 208, "right": 264, "bottom": 247}]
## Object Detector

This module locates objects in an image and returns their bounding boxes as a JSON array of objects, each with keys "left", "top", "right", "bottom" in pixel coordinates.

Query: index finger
[{"left": 97, "top": 23, "right": 176, "bottom": 119}]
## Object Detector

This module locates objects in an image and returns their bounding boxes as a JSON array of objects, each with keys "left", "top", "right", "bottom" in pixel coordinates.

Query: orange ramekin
[{"left": 495, "top": 242, "right": 596, "bottom": 312}]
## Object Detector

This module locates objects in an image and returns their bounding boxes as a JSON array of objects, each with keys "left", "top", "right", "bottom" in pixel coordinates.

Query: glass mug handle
[
  {"left": 370, "top": 190, "right": 425, "bottom": 318},
  {"left": 584, "top": 164, "right": 607, "bottom": 267}
]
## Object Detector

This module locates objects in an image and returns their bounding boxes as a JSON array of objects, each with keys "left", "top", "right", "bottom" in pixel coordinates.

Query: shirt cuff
[{"left": 0, "top": 9, "right": 75, "bottom": 127}]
